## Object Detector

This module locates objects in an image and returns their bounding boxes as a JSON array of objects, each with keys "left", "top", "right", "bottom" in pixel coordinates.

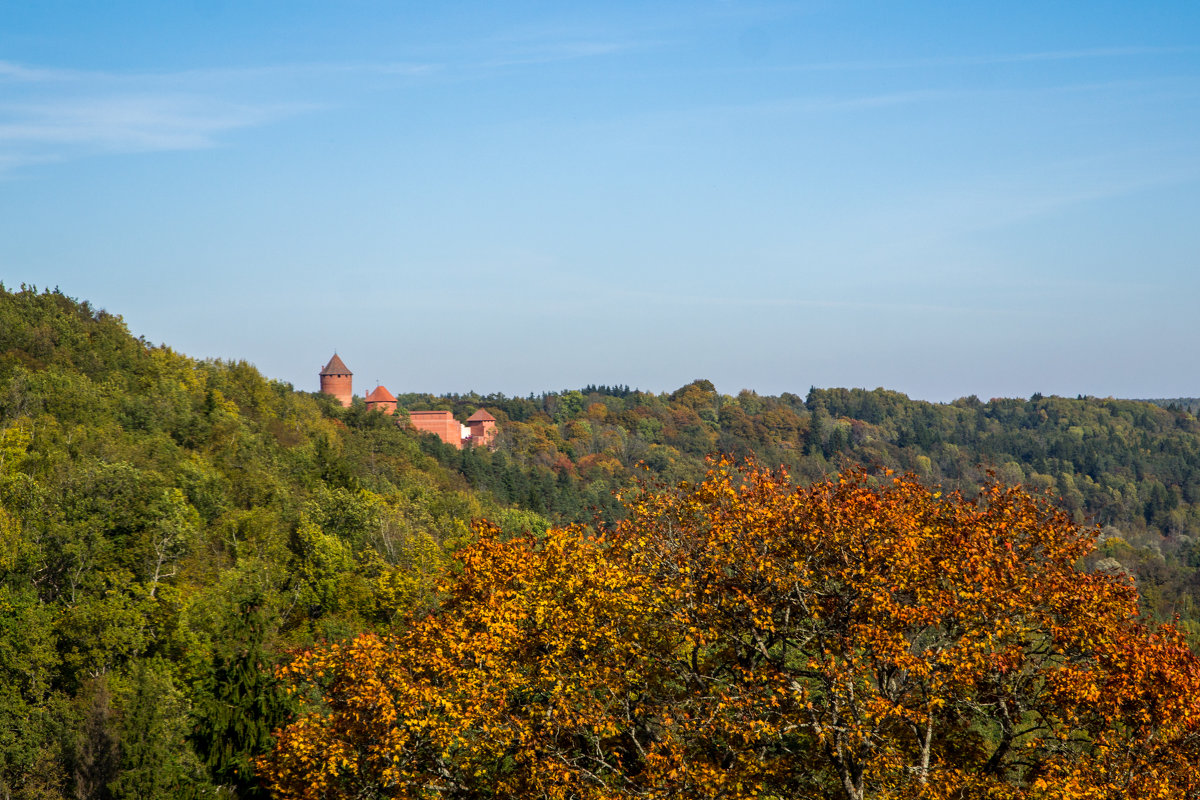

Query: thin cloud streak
[
  {"left": 591, "top": 73, "right": 1187, "bottom": 138},
  {"left": 600, "top": 288, "right": 1024, "bottom": 318},
  {"left": 0, "top": 30, "right": 643, "bottom": 90},
  {"left": 481, "top": 40, "right": 643, "bottom": 69},
  {"left": 779, "top": 45, "right": 1197, "bottom": 74},
  {"left": 0, "top": 60, "right": 348, "bottom": 172},
  {"left": 0, "top": 61, "right": 88, "bottom": 82},
  {"left": 874, "top": 166, "right": 1200, "bottom": 258},
  {"left": 0, "top": 35, "right": 640, "bottom": 171},
  {"left": 0, "top": 59, "right": 441, "bottom": 86},
  {"left": 0, "top": 96, "right": 314, "bottom": 151}
]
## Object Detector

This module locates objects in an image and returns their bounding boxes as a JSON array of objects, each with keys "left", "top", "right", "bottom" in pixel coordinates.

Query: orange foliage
[
  {"left": 260, "top": 463, "right": 1200, "bottom": 799},
  {"left": 260, "top": 522, "right": 670, "bottom": 799}
]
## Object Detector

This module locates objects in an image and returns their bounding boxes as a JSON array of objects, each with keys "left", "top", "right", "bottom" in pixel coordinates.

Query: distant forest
[
  {"left": 408, "top": 384, "right": 1200, "bottom": 575},
  {"left": 4, "top": 284, "right": 1200, "bottom": 798},
  {"left": 1144, "top": 397, "right": 1200, "bottom": 415}
]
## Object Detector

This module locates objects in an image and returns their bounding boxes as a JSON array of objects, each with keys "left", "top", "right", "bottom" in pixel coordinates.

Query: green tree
[{"left": 193, "top": 601, "right": 290, "bottom": 799}]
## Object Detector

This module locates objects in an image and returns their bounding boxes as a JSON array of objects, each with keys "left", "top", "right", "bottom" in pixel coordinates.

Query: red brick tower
[
  {"left": 466, "top": 408, "right": 498, "bottom": 447},
  {"left": 364, "top": 384, "right": 397, "bottom": 415},
  {"left": 320, "top": 354, "right": 353, "bottom": 407}
]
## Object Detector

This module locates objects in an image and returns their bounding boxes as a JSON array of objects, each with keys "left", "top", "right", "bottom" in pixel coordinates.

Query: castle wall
[
  {"left": 408, "top": 410, "right": 464, "bottom": 449},
  {"left": 466, "top": 419, "right": 497, "bottom": 447}
]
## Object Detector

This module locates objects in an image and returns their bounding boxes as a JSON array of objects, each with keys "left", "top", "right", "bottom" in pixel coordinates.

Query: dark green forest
[{"left": 3, "top": 284, "right": 1200, "bottom": 798}]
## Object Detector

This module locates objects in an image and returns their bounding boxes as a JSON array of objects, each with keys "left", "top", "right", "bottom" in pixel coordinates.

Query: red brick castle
[{"left": 319, "top": 354, "right": 496, "bottom": 449}]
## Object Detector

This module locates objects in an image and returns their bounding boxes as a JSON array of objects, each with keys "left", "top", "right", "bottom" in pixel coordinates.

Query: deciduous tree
[{"left": 261, "top": 463, "right": 1200, "bottom": 799}]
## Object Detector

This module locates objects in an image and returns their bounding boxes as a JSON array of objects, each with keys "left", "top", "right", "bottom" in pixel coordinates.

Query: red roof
[
  {"left": 365, "top": 385, "right": 396, "bottom": 403},
  {"left": 320, "top": 353, "right": 352, "bottom": 376},
  {"left": 466, "top": 408, "right": 496, "bottom": 422}
]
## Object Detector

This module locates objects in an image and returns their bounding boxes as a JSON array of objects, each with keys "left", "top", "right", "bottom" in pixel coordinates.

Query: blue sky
[{"left": 3, "top": 1, "right": 1199, "bottom": 402}]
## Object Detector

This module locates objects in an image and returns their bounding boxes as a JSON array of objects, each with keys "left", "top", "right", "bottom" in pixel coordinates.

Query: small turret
[
  {"left": 465, "top": 408, "right": 498, "bottom": 447},
  {"left": 364, "top": 384, "right": 397, "bottom": 415}
]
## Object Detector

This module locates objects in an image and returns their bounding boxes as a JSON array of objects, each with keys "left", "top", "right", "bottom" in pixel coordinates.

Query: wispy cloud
[
  {"left": 462, "top": 16, "right": 664, "bottom": 72},
  {"left": 0, "top": 95, "right": 310, "bottom": 152},
  {"left": 607, "top": 287, "right": 990, "bottom": 315},
  {"left": 0, "top": 60, "right": 348, "bottom": 174},
  {"left": 782, "top": 45, "right": 1197, "bottom": 74},
  {"left": 634, "top": 70, "right": 1199, "bottom": 133},
  {"left": 0, "top": 58, "right": 439, "bottom": 86},
  {"left": 482, "top": 39, "right": 643, "bottom": 69},
  {"left": 0, "top": 32, "right": 639, "bottom": 174},
  {"left": 0, "top": 61, "right": 86, "bottom": 82},
  {"left": 152, "top": 61, "right": 440, "bottom": 85}
]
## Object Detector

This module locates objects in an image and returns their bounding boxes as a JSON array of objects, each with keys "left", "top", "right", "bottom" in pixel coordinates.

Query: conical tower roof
[
  {"left": 365, "top": 385, "right": 396, "bottom": 403},
  {"left": 321, "top": 353, "right": 352, "bottom": 376},
  {"left": 467, "top": 408, "right": 496, "bottom": 422}
]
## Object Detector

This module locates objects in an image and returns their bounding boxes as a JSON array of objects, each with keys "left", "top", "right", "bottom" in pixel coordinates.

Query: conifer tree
[{"left": 193, "top": 600, "right": 290, "bottom": 798}]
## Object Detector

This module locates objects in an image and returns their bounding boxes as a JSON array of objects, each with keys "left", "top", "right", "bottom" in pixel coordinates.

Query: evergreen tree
[{"left": 192, "top": 601, "right": 290, "bottom": 799}]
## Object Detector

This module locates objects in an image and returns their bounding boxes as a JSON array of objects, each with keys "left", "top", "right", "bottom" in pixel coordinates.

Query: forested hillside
[
  {"left": 0, "top": 286, "right": 545, "bottom": 799},
  {"left": 5, "top": 284, "right": 1200, "bottom": 798},
  {"left": 407, "top": 384, "right": 1200, "bottom": 631}
]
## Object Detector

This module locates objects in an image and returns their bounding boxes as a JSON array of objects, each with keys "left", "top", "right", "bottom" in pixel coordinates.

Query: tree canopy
[
  {"left": 0, "top": 285, "right": 548, "bottom": 798},
  {"left": 407, "top": 382, "right": 1200, "bottom": 637},
  {"left": 262, "top": 462, "right": 1200, "bottom": 799}
]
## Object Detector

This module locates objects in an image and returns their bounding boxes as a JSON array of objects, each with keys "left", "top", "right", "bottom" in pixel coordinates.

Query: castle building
[
  {"left": 364, "top": 384, "right": 397, "bottom": 414},
  {"left": 466, "top": 408, "right": 498, "bottom": 447},
  {"left": 407, "top": 410, "right": 468, "bottom": 448},
  {"left": 319, "top": 354, "right": 353, "bottom": 408},
  {"left": 320, "top": 354, "right": 496, "bottom": 449}
]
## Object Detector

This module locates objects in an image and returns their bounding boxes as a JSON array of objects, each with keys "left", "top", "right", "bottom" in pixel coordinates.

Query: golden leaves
[{"left": 262, "top": 463, "right": 1200, "bottom": 800}]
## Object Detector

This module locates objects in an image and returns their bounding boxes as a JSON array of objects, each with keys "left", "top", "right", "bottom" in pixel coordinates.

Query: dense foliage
[
  {"left": 262, "top": 463, "right": 1200, "bottom": 799},
  {"left": 409, "top": 383, "right": 1200, "bottom": 633},
  {"left": 0, "top": 286, "right": 546, "bottom": 799}
]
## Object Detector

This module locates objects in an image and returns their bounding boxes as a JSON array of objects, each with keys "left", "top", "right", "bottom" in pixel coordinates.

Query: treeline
[
  {"left": 1145, "top": 397, "right": 1200, "bottom": 415},
  {"left": 402, "top": 383, "right": 1200, "bottom": 633},
  {"left": 0, "top": 286, "right": 546, "bottom": 799},
  {"left": 401, "top": 382, "right": 1200, "bottom": 532}
]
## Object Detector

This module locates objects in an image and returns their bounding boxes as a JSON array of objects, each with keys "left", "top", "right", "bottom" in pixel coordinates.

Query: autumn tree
[
  {"left": 261, "top": 522, "right": 671, "bottom": 800},
  {"left": 616, "top": 463, "right": 1200, "bottom": 799},
  {"left": 261, "top": 462, "right": 1200, "bottom": 799}
]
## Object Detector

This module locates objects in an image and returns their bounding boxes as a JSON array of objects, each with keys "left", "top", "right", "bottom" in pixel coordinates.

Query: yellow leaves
[
  {"left": 0, "top": 417, "right": 32, "bottom": 477},
  {"left": 262, "top": 463, "right": 1200, "bottom": 800},
  {"left": 0, "top": 504, "right": 23, "bottom": 573},
  {"left": 264, "top": 520, "right": 677, "bottom": 798}
]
